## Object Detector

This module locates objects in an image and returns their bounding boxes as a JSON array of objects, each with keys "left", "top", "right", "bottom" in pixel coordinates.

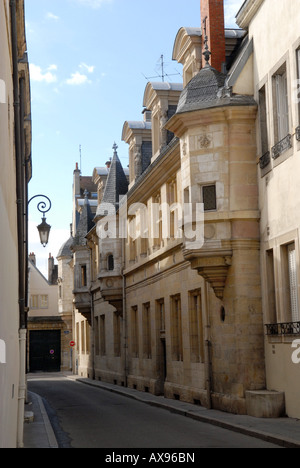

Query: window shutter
[{"left": 288, "top": 244, "right": 299, "bottom": 322}]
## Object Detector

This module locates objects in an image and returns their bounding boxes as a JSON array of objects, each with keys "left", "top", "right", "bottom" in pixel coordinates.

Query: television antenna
[
  {"left": 79, "top": 144, "right": 82, "bottom": 173},
  {"left": 142, "top": 54, "right": 181, "bottom": 82}
]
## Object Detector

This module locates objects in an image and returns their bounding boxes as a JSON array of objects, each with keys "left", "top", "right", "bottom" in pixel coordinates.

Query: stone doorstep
[{"left": 246, "top": 390, "right": 285, "bottom": 418}]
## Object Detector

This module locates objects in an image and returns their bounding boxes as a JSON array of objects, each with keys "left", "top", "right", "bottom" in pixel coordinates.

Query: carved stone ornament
[{"left": 198, "top": 134, "right": 211, "bottom": 149}]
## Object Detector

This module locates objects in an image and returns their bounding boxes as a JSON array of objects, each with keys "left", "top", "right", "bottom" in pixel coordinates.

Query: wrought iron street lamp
[{"left": 28, "top": 195, "right": 52, "bottom": 247}]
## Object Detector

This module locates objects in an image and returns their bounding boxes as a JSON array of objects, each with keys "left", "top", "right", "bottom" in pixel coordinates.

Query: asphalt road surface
[{"left": 27, "top": 373, "right": 281, "bottom": 449}]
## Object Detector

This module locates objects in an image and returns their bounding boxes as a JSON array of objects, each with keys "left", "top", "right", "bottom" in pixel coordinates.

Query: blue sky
[{"left": 25, "top": 0, "right": 244, "bottom": 276}]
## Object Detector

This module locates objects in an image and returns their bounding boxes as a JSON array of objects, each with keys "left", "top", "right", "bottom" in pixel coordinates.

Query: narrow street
[{"left": 27, "top": 374, "right": 281, "bottom": 449}]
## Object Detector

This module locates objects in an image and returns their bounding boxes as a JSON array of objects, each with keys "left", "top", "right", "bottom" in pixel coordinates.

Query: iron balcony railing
[
  {"left": 266, "top": 321, "right": 300, "bottom": 336},
  {"left": 259, "top": 151, "right": 271, "bottom": 169},
  {"left": 272, "top": 134, "right": 292, "bottom": 160}
]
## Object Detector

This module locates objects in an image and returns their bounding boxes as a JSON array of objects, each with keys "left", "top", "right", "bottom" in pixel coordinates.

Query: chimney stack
[
  {"left": 201, "top": 0, "right": 226, "bottom": 73},
  {"left": 29, "top": 252, "right": 36, "bottom": 266}
]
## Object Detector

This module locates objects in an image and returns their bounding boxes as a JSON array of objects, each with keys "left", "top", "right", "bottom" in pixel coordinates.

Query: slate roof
[
  {"left": 96, "top": 144, "right": 128, "bottom": 217},
  {"left": 57, "top": 236, "right": 73, "bottom": 259},
  {"left": 176, "top": 64, "right": 256, "bottom": 115},
  {"left": 73, "top": 191, "right": 94, "bottom": 247}
]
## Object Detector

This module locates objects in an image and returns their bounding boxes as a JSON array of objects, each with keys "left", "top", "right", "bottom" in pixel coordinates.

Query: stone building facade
[
  {"left": 0, "top": 0, "right": 32, "bottom": 447},
  {"left": 58, "top": 0, "right": 300, "bottom": 419},
  {"left": 27, "top": 253, "right": 72, "bottom": 373},
  {"left": 236, "top": 0, "right": 300, "bottom": 419}
]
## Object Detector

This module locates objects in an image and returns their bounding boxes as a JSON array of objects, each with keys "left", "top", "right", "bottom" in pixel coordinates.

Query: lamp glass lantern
[
  {"left": 28, "top": 195, "right": 52, "bottom": 247},
  {"left": 37, "top": 215, "right": 51, "bottom": 247}
]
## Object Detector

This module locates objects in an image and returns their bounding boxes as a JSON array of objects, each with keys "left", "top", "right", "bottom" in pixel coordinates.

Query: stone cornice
[
  {"left": 166, "top": 105, "right": 257, "bottom": 138},
  {"left": 125, "top": 138, "right": 180, "bottom": 205},
  {"left": 236, "top": 0, "right": 265, "bottom": 29}
]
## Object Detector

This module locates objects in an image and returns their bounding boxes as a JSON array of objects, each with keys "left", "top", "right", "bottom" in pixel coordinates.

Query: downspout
[
  {"left": 88, "top": 240, "right": 95, "bottom": 380},
  {"left": 10, "top": 0, "right": 27, "bottom": 448},
  {"left": 204, "top": 282, "right": 212, "bottom": 410},
  {"left": 121, "top": 235, "right": 128, "bottom": 387}
]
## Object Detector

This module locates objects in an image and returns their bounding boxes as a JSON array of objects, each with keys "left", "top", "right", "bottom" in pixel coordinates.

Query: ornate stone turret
[{"left": 95, "top": 144, "right": 128, "bottom": 315}]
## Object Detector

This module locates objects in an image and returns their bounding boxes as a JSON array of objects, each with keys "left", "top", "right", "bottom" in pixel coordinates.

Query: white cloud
[
  {"left": 79, "top": 63, "right": 95, "bottom": 74},
  {"left": 73, "top": 0, "right": 112, "bottom": 9},
  {"left": 66, "top": 71, "right": 91, "bottom": 85},
  {"left": 46, "top": 12, "right": 60, "bottom": 21},
  {"left": 30, "top": 64, "right": 57, "bottom": 84}
]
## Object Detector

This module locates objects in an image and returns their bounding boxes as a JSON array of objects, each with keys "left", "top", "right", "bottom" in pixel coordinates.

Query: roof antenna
[
  {"left": 142, "top": 54, "right": 181, "bottom": 82},
  {"left": 79, "top": 144, "right": 82, "bottom": 173},
  {"left": 203, "top": 16, "right": 211, "bottom": 67}
]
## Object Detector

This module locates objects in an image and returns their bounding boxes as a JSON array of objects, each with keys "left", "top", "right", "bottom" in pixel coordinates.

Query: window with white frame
[
  {"left": 30, "top": 295, "right": 39, "bottom": 309},
  {"left": 273, "top": 63, "right": 289, "bottom": 143},
  {"left": 287, "top": 243, "right": 299, "bottom": 323},
  {"left": 296, "top": 48, "right": 300, "bottom": 138},
  {"left": 40, "top": 295, "right": 49, "bottom": 309}
]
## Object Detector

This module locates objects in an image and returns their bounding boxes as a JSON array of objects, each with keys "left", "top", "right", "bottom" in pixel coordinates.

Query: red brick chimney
[
  {"left": 29, "top": 252, "right": 36, "bottom": 266},
  {"left": 201, "top": 0, "right": 226, "bottom": 72}
]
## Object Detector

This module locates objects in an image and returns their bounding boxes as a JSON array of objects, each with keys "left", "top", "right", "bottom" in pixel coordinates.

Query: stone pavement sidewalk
[{"left": 23, "top": 374, "right": 300, "bottom": 448}]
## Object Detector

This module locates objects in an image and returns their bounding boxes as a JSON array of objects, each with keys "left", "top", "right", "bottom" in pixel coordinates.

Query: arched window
[{"left": 107, "top": 254, "right": 114, "bottom": 271}]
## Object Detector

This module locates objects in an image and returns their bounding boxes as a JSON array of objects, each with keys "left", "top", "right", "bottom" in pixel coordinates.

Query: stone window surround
[{"left": 263, "top": 229, "right": 300, "bottom": 340}]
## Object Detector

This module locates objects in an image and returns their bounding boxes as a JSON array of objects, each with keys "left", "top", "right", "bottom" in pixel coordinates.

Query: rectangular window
[
  {"left": 259, "top": 85, "right": 269, "bottom": 156},
  {"left": 81, "top": 265, "right": 87, "bottom": 287},
  {"left": 202, "top": 184, "right": 217, "bottom": 211},
  {"left": 94, "top": 316, "right": 99, "bottom": 356},
  {"left": 81, "top": 321, "right": 85, "bottom": 353},
  {"left": 86, "top": 321, "right": 90, "bottom": 354},
  {"left": 287, "top": 244, "right": 299, "bottom": 323},
  {"left": 282, "top": 243, "right": 299, "bottom": 323},
  {"left": 156, "top": 299, "right": 165, "bottom": 333},
  {"left": 273, "top": 64, "right": 289, "bottom": 143},
  {"left": 170, "top": 294, "right": 183, "bottom": 361},
  {"left": 100, "top": 315, "right": 106, "bottom": 356},
  {"left": 131, "top": 306, "right": 139, "bottom": 357},
  {"left": 152, "top": 194, "right": 163, "bottom": 249},
  {"left": 296, "top": 48, "right": 300, "bottom": 130},
  {"left": 113, "top": 312, "right": 121, "bottom": 357},
  {"left": 266, "top": 249, "right": 277, "bottom": 324},
  {"left": 40, "top": 295, "right": 48, "bottom": 309},
  {"left": 30, "top": 295, "right": 39, "bottom": 309},
  {"left": 189, "top": 290, "right": 204, "bottom": 363},
  {"left": 142, "top": 303, "right": 152, "bottom": 359}
]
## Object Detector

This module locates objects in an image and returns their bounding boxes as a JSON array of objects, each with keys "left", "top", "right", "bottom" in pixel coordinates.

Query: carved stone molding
[
  {"left": 182, "top": 243, "right": 232, "bottom": 300},
  {"left": 190, "top": 255, "right": 232, "bottom": 300}
]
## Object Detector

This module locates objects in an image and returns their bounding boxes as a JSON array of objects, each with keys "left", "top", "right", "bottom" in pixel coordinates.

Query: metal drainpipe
[
  {"left": 10, "top": 0, "right": 27, "bottom": 448},
  {"left": 204, "top": 282, "right": 212, "bottom": 410},
  {"left": 121, "top": 234, "right": 128, "bottom": 387},
  {"left": 88, "top": 241, "right": 95, "bottom": 381}
]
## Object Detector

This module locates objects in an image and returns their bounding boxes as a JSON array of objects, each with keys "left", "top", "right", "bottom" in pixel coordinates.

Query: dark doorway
[{"left": 29, "top": 330, "right": 61, "bottom": 372}]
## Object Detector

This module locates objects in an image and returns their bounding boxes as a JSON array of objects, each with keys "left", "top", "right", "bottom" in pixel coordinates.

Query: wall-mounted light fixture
[{"left": 28, "top": 195, "right": 52, "bottom": 247}]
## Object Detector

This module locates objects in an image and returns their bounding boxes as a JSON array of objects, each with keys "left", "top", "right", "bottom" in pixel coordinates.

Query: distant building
[
  {"left": 27, "top": 254, "right": 71, "bottom": 372},
  {"left": 58, "top": 0, "right": 300, "bottom": 419}
]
